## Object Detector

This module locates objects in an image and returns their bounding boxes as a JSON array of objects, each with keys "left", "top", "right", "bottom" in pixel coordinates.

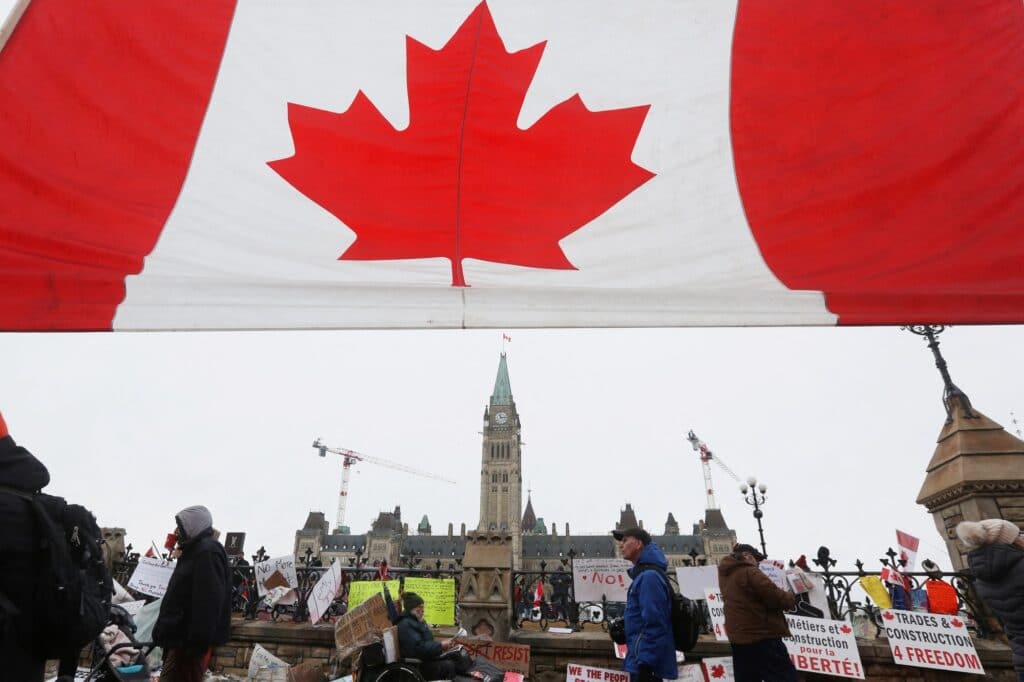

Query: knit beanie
[
  {"left": 402, "top": 592, "right": 425, "bottom": 612},
  {"left": 0, "top": 411, "right": 7, "bottom": 438},
  {"left": 955, "top": 519, "right": 1021, "bottom": 549}
]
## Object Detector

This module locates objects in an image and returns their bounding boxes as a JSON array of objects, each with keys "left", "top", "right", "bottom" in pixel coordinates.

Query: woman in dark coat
[
  {"left": 956, "top": 519, "right": 1024, "bottom": 682},
  {"left": 396, "top": 592, "right": 461, "bottom": 680}
]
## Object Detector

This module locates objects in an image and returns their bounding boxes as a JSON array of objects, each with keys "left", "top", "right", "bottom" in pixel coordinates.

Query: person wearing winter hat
[
  {"left": 0, "top": 411, "right": 51, "bottom": 681},
  {"left": 154, "top": 505, "right": 232, "bottom": 682},
  {"left": 956, "top": 519, "right": 1024, "bottom": 681},
  {"left": 396, "top": 591, "right": 466, "bottom": 680}
]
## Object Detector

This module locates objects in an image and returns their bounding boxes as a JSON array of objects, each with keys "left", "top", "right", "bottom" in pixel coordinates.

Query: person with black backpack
[
  {"left": 0, "top": 411, "right": 112, "bottom": 682},
  {"left": 614, "top": 526, "right": 678, "bottom": 682}
]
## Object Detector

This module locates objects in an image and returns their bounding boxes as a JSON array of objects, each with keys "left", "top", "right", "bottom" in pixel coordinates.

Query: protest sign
[
  {"left": 249, "top": 643, "right": 290, "bottom": 680},
  {"left": 404, "top": 576, "right": 456, "bottom": 625},
  {"left": 347, "top": 579, "right": 401, "bottom": 610},
  {"left": 308, "top": 561, "right": 343, "bottom": 625},
  {"left": 224, "top": 531, "right": 246, "bottom": 557},
  {"left": 565, "top": 663, "right": 629, "bottom": 682},
  {"left": 572, "top": 558, "right": 633, "bottom": 602},
  {"left": 879, "top": 609, "right": 985, "bottom": 676},
  {"left": 783, "top": 614, "right": 864, "bottom": 679},
  {"left": 335, "top": 593, "right": 393, "bottom": 659},
  {"left": 127, "top": 556, "right": 176, "bottom": 598},
  {"left": 613, "top": 643, "right": 627, "bottom": 660},
  {"left": 700, "top": 657, "right": 734, "bottom": 681},
  {"left": 456, "top": 638, "right": 531, "bottom": 674},
  {"left": 704, "top": 588, "right": 728, "bottom": 641},
  {"left": 674, "top": 565, "right": 719, "bottom": 600},
  {"left": 676, "top": 664, "right": 705, "bottom": 682},
  {"left": 255, "top": 555, "right": 299, "bottom": 596},
  {"left": 758, "top": 561, "right": 789, "bottom": 591}
]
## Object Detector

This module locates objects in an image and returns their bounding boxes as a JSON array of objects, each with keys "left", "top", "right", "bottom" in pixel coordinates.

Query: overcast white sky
[{"left": 3, "top": 325, "right": 1021, "bottom": 572}]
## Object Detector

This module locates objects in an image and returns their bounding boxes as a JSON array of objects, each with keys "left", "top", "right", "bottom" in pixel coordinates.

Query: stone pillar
[
  {"left": 458, "top": 530, "right": 513, "bottom": 640},
  {"left": 917, "top": 396, "right": 1024, "bottom": 570}
]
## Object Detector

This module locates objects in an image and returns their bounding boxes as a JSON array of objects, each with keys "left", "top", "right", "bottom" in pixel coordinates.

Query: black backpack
[
  {"left": 0, "top": 487, "right": 112, "bottom": 657},
  {"left": 634, "top": 563, "right": 702, "bottom": 653}
]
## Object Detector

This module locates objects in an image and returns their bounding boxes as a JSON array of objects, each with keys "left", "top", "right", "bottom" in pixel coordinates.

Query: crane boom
[
  {"left": 686, "top": 429, "right": 742, "bottom": 509},
  {"left": 312, "top": 438, "right": 455, "bottom": 533}
]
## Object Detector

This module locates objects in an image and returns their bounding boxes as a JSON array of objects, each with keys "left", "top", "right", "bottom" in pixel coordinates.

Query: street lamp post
[{"left": 740, "top": 476, "right": 768, "bottom": 558}]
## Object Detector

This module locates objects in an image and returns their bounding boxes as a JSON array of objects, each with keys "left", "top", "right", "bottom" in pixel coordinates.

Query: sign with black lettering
[
  {"left": 880, "top": 609, "right": 984, "bottom": 675},
  {"left": 782, "top": 614, "right": 864, "bottom": 679}
]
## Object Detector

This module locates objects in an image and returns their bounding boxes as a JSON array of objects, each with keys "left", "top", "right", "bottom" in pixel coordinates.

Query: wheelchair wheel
[{"left": 364, "top": 662, "right": 424, "bottom": 682}]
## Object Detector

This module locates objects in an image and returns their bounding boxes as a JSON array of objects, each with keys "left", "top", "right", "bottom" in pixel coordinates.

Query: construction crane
[
  {"left": 686, "top": 430, "right": 742, "bottom": 510},
  {"left": 312, "top": 438, "right": 456, "bottom": 533}
]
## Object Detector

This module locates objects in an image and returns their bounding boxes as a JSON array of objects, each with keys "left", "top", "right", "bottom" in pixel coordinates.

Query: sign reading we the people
[
  {"left": 880, "top": 609, "right": 985, "bottom": 676},
  {"left": 127, "top": 556, "right": 176, "bottom": 598},
  {"left": 565, "top": 664, "right": 629, "bottom": 682},
  {"left": 704, "top": 588, "right": 728, "bottom": 641},
  {"left": 347, "top": 580, "right": 400, "bottom": 610},
  {"left": 782, "top": 614, "right": 864, "bottom": 679},
  {"left": 404, "top": 576, "right": 456, "bottom": 625},
  {"left": 571, "top": 558, "right": 633, "bottom": 602}
]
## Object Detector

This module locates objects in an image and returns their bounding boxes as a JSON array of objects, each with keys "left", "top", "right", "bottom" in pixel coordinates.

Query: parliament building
[{"left": 295, "top": 353, "right": 736, "bottom": 570}]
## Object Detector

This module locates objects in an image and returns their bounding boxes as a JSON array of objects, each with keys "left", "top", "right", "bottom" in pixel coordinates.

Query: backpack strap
[{"left": 633, "top": 562, "right": 675, "bottom": 601}]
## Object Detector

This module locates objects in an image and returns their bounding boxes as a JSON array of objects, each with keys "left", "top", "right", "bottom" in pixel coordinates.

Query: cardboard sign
[
  {"left": 224, "top": 531, "right": 246, "bottom": 556},
  {"left": 127, "top": 557, "right": 176, "bottom": 598},
  {"left": 334, "top": 593, "right": 393, "bottom": 659},
  {"left": 347, "top": 579, "right": 400, "bottom": 610},
  {"left": 456, "top": 638, "right": 531, "bottom": 674},
  {"left": 308, "top": 561, "right": 343, "bottom": 625},
  {"left": 880, "top": 609, "right": 985, "bottom": 676},
  {"left": 704, "top": 588, "right": 728, "bottom": 641},
  {"left": 674, "top": 566, "right": 719, "bottom": 600},
  {"left": 783, "top": 615, "right": 864, "bottom": 679},
  {"left": 572, "top": 558, "right": 633, "bottom": 602},
  {"left": 404, "top": 576, "right": 456, "bottom": 625},
  {"left": 566, "top": 663, "right": 629, "bottom": 682},
  {"left": 255, "top": 555, "right": 298, "bottom": 596},
  {"left": 700, "top": 657, "right": 734, "bottom": 681}
]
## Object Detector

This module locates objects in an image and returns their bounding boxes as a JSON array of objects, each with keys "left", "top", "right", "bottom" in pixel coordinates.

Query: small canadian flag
[{"left": 896, "top": 530, "right": 920, "bottom": 572}]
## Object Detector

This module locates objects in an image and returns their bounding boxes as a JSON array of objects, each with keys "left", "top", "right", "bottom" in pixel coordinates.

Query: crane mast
[
  {"left": 312, "top": 438, "right": 455, "bottom": 534},
  {"left": 686, "top": 429, "right": 742, "bottom": 510}
]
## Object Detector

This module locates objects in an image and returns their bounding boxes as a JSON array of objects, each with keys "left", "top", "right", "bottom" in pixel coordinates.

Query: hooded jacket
[
  {"left": 623, "top": 542, "right": 677, "bottom": 680},
  {"left": 718, "top": 554, "right": 796, "bottom": 645},
  {"left": 967, "top": 543, "right": 1024, "bottom": 672},
  {"left": 396, "top": 611, "right": 443, "bottom": 660},
  {"left": 0, "top": 434, "right": 51, "bottom": 657},
  {"left": 153, "top": 506, "right": 231, "bottom": 651}
]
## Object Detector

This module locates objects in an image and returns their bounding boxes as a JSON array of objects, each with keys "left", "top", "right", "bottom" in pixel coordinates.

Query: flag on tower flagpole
[{"left": 896, "top": 530, "right": 920, "bottom": 572}]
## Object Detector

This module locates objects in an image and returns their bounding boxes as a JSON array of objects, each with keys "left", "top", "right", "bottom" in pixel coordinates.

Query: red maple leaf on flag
[
  {"left": 710, "top": 664, "right": 725, "bottom": 678},
  {"left": 882, "top": 611, "right": 895, "bottom": 621},
  {"left": 951, "top": 618, "right": 963, "bottom": 628},
  {"left": 269, "top": 2, "right": 654, "bottom": 287}
]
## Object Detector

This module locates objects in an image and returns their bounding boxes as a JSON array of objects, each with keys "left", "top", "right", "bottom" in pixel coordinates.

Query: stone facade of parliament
[{"left": 295, "top": 353, "right": 736, "bottom": 569}]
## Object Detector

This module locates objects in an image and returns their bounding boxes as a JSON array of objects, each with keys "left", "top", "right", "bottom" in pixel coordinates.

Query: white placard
[
  {"left": 704, "top": 588, "right": 728, "bottom": 641},
  {"left": 255, "top": 555, "right": 299, "bottom": 596},
  {"left": 249, "top": 643, "right": 290, "bottom": 679},
  {"left": 700, "top": 657, "right": 734, "bottom": 681},
  {"left": 783, "top": 615, "right": 864, "bottom": 679},
  {"left": 127, "top": 557, "right": 176, "bottom": 598},
  {"left": 880, "top": 609, "right": 984, "bottom": 676},
  {"left": 117, "top": 600, "right": 146, "bottom": 617},
  {"left": 674, "top": 566, "right": 719, "bottom": 600},
  {"left": 676, "top": 663, "right": 705, "bottom": 682},
  {"left": 307, "top": 561, "right": 343, "bottom": 625},
  {"left": 565, "top": 663, "right": 629, "bottom": 682},
  {"left": 758, "top": 561, "right": 789, "bottom": 591},
  {"left": 572, "top": 558, "right": 633, "bottom": 602}
]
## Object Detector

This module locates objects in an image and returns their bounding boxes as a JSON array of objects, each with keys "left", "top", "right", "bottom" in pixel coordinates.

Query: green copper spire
[{"left": 490, "top": 352, "right": 513, "bottom": 406}]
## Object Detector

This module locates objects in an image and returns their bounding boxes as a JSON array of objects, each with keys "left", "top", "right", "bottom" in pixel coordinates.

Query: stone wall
[{"left": 210, "top": 619, "right": 342, "bottom": 679}]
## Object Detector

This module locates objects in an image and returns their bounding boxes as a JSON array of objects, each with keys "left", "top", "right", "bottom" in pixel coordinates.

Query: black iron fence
[
  {"left": 111, "top": 557, "right": 461, "bottom": 625},
  {"left": 510, "top": 546, "right": 990, "bottom": 639}
]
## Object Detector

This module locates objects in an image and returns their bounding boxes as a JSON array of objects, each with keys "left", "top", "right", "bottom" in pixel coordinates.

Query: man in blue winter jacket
[{"left": 614, "top": 527, "right": 677, "bottom": 682}]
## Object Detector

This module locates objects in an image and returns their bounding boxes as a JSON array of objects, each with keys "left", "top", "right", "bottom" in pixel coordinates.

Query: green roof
[{"left": 490, "top": 353, "right": 513, "bottom": 406}]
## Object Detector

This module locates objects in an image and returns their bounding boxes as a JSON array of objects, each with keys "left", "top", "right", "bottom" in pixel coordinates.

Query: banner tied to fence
[{"left": 880, "top": 609, "right": 985, "bottom": 676}]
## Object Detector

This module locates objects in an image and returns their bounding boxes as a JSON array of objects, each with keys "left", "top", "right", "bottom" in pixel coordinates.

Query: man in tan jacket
[{"left": 718, "top": 543, "right": 798, "bottom": 681}]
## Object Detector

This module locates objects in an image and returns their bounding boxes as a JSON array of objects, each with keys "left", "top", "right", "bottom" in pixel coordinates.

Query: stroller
[{"left": 82, "top": 603, "right": 156, "bottom": 681}]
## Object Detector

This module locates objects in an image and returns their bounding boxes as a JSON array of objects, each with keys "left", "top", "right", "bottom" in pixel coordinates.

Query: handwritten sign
[
  {"left": 127, "top": 557, "right": 176, "bottom": 598},
  {"left": 783, "top": 615, "right": 864, "bottom": 679},
  {"left": 700, "top": 657, "right": 734, "bottom": 681},
  {"left": 456, "top": 639, "right": 531, "bottom": 674},
  {"left": 404, "top": 577, "right": 456, "bottom": 625},
  {"left": 674, "top": 566, "right": 719, "bottom": 600},
  {"left": 248, "top": 643, "right": 289, "bottom": 680},
  {"left": 307, "top": 561, "right": 343, "bottom": 625},
  {"left": 255, "top": 555, "right": 298, "bottom": 596},
  {"left": 704, "top": 588, "right": 728, "bottom": 641},
  {"left": 572, "top": 558, "right": 633, "bottom": 602},
  {"left": 335, "top": 593, "right": 393, "bottom": 659},
  {"left": 347, "top": 580, "right": 400, "bottom": 610},
  {"left": 566, "top": 663, "right": 629, "bottom": 682},
  {"left": 880, "top": 609, "right": 984, "bottom": 676},
  {"left": 758, "top": 561, "right": 789, "bottom": 591}
]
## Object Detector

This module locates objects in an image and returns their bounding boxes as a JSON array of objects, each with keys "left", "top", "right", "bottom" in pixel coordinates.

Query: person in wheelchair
[{"left": 396, "top": 592, "right": 468, "bottom": 680}]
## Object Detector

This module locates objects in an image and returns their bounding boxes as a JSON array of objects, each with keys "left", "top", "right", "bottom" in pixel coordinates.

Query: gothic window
[
  {"left": 502, "top": 473, "right": 508, "bottom": 483},
  {"left": 501, "top": 486, "right": 508, "bottom": 492},
  {"left": 491, "top": 486, "right": 497, "bottom": 492},
  {"left": 492, "top": 473, "right": 498, "bottom": 483}
]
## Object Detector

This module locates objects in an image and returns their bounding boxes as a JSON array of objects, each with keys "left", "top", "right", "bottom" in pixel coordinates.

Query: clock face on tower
[{"left": 494, "top": 411, "right": 508, "bottom": 425}]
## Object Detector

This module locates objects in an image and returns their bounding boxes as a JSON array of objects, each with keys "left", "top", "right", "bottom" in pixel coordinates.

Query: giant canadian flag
[{"left": 1, "top": 1, "right": 1022, "bottom": 331}]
